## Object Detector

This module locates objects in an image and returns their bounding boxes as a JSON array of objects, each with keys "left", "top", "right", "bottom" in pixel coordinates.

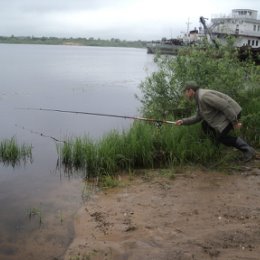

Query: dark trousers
[{"left": 201, "top": 114, "right": 241, "bottom": 147}]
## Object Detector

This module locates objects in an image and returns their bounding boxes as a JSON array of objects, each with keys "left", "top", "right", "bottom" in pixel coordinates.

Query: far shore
[{"left": 0, "top": 35, "right": 148, "bottom": 49}]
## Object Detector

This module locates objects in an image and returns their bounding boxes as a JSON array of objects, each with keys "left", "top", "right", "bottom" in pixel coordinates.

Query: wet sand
[{"left": 64, "top": 162, "right": 260, "bottom": 260}]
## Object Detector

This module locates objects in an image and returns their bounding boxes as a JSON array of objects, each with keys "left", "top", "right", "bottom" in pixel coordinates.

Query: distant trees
[{"left": 0, "top": 35, "right": 147, "bottom": 48}]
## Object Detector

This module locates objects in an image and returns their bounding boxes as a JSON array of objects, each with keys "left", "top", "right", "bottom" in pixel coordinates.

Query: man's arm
[{"left": 176, "top": 110, "right": 202, "bottom": 126}]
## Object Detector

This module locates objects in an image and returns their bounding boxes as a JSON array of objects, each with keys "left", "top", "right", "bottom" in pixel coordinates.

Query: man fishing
[{"left": 175, "top": 81, "right": 256, "bottom": 162}]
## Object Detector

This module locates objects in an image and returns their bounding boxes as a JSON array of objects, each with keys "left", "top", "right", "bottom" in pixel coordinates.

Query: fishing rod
[{"left": 19, "top": 108, "right": 176, "bottom": 125}]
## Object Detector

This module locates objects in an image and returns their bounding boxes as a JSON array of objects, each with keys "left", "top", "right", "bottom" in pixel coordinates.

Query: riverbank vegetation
[
  {"left": 59, "top": 39, "right": 260, "bottom": 176},
  {"left": 0, "top": 35, "right": 147, "bottom": 48},
  {"left": 138, "top": 38, "right": 260, "bottom": 144},
  {"left": 0, "top": 137, "right": 32, "bottom": 166},
  {"left": 59, "top": 123, "right": 224, "bottom": 177}
]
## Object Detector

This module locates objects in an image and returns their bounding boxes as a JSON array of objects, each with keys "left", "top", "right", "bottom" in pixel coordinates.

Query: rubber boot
[{"left": 235, "top": 137, "right": 256, "bottom": 162}]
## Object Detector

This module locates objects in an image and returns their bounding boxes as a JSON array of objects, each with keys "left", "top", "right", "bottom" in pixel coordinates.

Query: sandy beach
[{"left": 64, "top": 161, "right": 260, "bottom": 260}]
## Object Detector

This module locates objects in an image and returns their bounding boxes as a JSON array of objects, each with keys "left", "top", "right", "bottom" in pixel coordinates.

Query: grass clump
[
  {"left": 100, "top": 175, "right": 120, "bottom": 188},
  {"left": 58, "top": 122, "right": 226, "bottom": 177},
  {"left": 27, "top": 207, "right": 43, "bottom": 225},
  {"left": 0, "top": 137, "right": 32, "bottom": 166}
]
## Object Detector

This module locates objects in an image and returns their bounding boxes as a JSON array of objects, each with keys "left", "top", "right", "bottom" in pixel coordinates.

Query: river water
[{"left": 0, "top": 44, "right": 155, "bottom": 260}]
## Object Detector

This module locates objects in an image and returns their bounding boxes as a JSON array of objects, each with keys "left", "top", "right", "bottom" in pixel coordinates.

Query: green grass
[
  {"left": 27, "top": 207, "right": 43, "bottom": 225},
  {"left": 0, "top": 137, "right": 32, "bottom": 166},
  {"left": 58, "top": 122, "right": 232, "bottom": 177}
]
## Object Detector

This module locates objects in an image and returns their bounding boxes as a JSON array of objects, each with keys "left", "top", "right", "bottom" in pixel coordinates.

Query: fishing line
[{"left": 15, "top": 124, "right": 66, "bottom": 143}]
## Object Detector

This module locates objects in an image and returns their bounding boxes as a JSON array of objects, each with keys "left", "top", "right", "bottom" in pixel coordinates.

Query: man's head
[{"left": 183, "top": 81, "right": 199, "bottom": 99}]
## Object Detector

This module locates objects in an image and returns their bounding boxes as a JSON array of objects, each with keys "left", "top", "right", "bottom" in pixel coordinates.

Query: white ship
[
  {"left": 147, "top": 9, "right": 260, "bottom": 63},
  {"left": 210, "top": 9, "right": 260, "bottom": 49}
]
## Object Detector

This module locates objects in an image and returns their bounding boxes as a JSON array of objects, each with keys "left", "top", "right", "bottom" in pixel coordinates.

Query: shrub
[{"left": 137, "top": 39, "right": 260, "bottom": 146}]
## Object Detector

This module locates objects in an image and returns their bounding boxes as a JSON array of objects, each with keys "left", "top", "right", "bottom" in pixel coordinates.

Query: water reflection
[{"left": 0, "top": 44, "right": 156, "bottom": 260}]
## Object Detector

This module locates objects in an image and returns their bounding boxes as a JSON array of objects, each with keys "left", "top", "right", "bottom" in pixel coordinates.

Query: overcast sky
[{"left": 0, "top": 0, "right": 259, "bottom": 41}]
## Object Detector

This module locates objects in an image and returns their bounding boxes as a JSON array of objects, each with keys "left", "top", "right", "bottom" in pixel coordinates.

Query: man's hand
[
  {"left": 233, "top": 122, "right": 242, "bottom": 129},
  {"left": 176, "top": 120, "right": 184, "bottom": 126}
]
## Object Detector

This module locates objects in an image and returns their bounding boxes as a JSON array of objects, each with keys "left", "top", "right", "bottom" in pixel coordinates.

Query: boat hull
[{"left": 147, "top": 43, "right": 183, "bottom": 55}]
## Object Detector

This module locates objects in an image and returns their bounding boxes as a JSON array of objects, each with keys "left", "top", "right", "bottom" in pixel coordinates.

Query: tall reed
[
  {"left": 58, "top": 122, "right": 224, "bottom": 177},
  {"left": 0, "top": 137, "right": 32, "bottom": 166}
]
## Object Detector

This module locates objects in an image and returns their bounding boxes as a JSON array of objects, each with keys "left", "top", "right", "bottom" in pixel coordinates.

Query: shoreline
[{"left": 64, "top": 166, "right": 260, "bottom": 260}]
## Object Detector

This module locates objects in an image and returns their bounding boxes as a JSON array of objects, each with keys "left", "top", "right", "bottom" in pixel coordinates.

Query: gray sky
[{"left": 0, "top": 0, "right": 259, "bottom": 40}]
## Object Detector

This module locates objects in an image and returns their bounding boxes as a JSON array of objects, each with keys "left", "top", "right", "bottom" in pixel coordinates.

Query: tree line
[{"left": 0, "top": 35, "right": 148, "bottom": 48}]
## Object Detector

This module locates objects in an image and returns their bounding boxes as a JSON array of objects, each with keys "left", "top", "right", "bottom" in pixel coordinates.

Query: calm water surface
[{"left": 0, "top": 44, "right": 155, "bottom": 259}]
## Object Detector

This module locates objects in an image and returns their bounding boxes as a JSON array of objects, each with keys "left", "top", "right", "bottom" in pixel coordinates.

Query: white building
[{"left": 210, "top": 9, "right": 260, "bottom": 48}]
